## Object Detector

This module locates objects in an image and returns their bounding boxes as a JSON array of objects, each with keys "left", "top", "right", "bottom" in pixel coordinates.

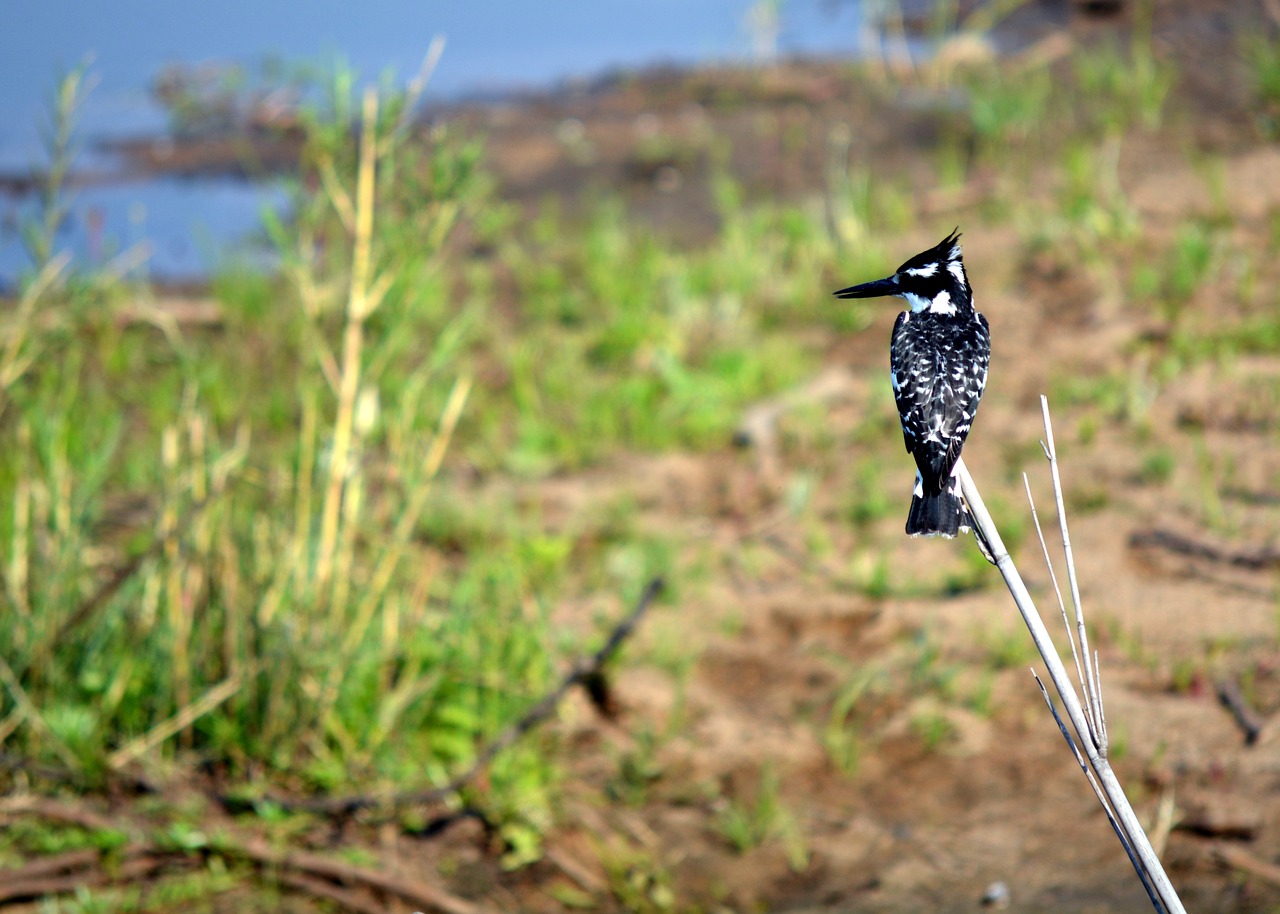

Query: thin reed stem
[
  {"left": 956, "top": 395, "right": 1185, "bottom": 914},
  {"left": 315, "top": 87, "right": 380, "bottom": 592}
]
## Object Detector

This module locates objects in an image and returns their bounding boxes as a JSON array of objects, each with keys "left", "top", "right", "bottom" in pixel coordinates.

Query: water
[{"left": 0, "top": 1, "right": 871, "bottom": 288}]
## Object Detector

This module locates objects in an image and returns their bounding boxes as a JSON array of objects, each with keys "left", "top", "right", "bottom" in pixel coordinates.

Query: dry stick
[
  {"left": 1129, "top": 528, "right": 1280, "bottom": 571},
  {"left": 0, "top": 795, "right": 122, "bottom": 833},
  {"left": 0, "top": 853, "right": 167, "bottom": 906},
  {"left": 315, "top": 86, "right": 381, "bottom": 590},
  {"left": 0, "top": 798, "right": 489, "bottom": 914},
  {"left": 1023, "top": 473, "right": 1093, "bottom": 733},
  {"left": 273, "top": 870, "right": 387, "bottom": 914},
  {"left": 0, "top": 847, "right": 99, "bottom": 883},
  {"left": 1213, "top": 842, "right": 1280, "bottom": 888},
  {"left": 1216, "top": 678, "right": 1265, "bottom": 747},
  {"left": 390, "top": 37, "right": 447, "bottom": 141},
  {"left": 1031, "top": 673, "right": 1158, "bottom": 906},
  {"left": 231, "top": 838, "right": 493, "bottom": 914},
  {"left": 256, "top": 576, "right": 666, "bottom": 817},
  {"left": 107, "top": 671, "right": 247, "bottom": 770},
  {"left": 956, "top": 401, "right": 1186, "bottom": 914}
]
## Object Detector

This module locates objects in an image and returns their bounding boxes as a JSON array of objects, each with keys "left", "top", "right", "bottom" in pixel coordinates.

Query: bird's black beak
[{"left": 833, "top": 277, "right": 899, "bottom": 299}]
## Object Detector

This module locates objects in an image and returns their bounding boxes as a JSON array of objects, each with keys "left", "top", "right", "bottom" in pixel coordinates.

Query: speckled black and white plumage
[{"left": 835, "top": 230, "right": 990, "bottom": 538}]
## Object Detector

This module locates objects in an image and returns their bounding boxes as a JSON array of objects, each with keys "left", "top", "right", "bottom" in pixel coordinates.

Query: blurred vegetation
[{"left": 5, "top": 10, "right": 1280, "bottom": 909}]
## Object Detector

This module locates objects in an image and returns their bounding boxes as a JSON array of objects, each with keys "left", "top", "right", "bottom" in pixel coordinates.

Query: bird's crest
[
  {"left": 892, "top": 229, "right": 971, "bottom": 316},
  {"left": 833, "top": 228, "right": 974, "bottom": 316}
]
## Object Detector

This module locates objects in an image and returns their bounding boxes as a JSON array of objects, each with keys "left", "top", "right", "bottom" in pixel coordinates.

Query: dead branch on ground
[
  {"left": 1216, "top": 678, "right": 1267, "bottom": 747},
  {"left": 223, "top": 576, "right": 665, "bottom": 817},
  {"left": 0, "top": 796, "right": 494, "bottom": 914},
  {"left": 1129, "top": 528, "right": 1280, "bottom": 571}
]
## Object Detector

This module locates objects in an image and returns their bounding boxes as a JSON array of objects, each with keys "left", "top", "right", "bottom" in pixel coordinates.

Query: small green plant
[
  {"left": 713, "top": 765, "right": 809, "bottom": 871},
  {"left": 822, "top": 666, "right": 878, "bottom": 776},
  {"left": 848, "top": 549, "right": 893, "bottom": 599},
  {"left": 962, "top": 63, "right": 1055, "bottom": 154},
  {"left": 824, "top": 122, "right": 909, "bottom": 260},
  {"left": 911, "top": 709, "right": 955, "bottom": 751},
  {"left": 845, "top": 459, "right": 895, "bottom": 528},
  {"left": 1169, "top": 657, "right": 1203, "bottom": 694},
  {"left": 607, "top": 726, "right": 666, "bottom": 807},
  {"left": 966, "top": 671, "right": 996, "bottom": 718},
  {"left": 977, "top": 622, "right": 1039, "bottom": 670},
  {"left": 1058, "top": 138, "right": 1140, "bottom": 249},
  {"left": 908, "top": 627, "right": 960, "bottom": 700},
  {"left": 599, "top": 843, "right": 679, "bottom": 914},
  {"left": 1139, "top": 447, "right": 1177, "bottom": 485},
  {"left": 1243, "top": 32, "right": 1280, "bottom": 136},
  {"left": 21, "top": 62, "right": 94, "bottom": 273},
  {"left": 1049, "top": 360, "right": 1157, "bottom": 430},
  {"left": 1071, "top": 0, "right": 1176, "bottom": 134},
  {"left": 1135, "top": 220, "right": 1221, "bottom": 322}
]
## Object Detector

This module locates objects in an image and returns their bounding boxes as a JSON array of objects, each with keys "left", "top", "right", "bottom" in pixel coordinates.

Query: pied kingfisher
[{"left": 834, "top": 230, "right": 991, "bottom": 538}]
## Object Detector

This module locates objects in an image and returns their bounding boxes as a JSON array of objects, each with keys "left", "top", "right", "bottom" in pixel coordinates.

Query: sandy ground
[
  {"left": 13, "top": 1, "right": 1280, "bottom": 912},
  {"left": 411, "top": 3, "right": 1280, "bottom": 911}
]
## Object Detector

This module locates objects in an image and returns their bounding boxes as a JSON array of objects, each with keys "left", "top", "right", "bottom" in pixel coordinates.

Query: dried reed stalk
[{"left": 957, "top": 396, "right": 1185, "bottom": 914}]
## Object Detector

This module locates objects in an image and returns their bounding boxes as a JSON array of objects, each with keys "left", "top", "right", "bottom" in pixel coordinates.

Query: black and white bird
[{"left": 834, "top": 230, "right": 990, "bottom": 538}]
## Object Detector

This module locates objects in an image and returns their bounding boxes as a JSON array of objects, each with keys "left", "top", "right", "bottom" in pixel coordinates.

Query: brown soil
[
  {"left": 360, "top": 7, "right": 1280, "bottom": 913},
  {"left": 442, "top": 4, "right": 1280, "bottom": 912},
  {"left": 17, "top": 1, "right": 1280, "bottom": 912}
]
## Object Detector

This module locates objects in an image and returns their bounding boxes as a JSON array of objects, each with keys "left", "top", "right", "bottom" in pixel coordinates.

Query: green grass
[
  {"left": 0, "top": 58, "right": 855, "bottom": 880},
  {"left": 821, "top": 665, "right": 879, "bottom": 776},
  {"left": 0, "top": 67, "right": 567, "bottom": 860},
  {"left": 977, "top": 622, "right": 1040, "bottom": 670},
  {"left": 961, "top": 63, "right": 1055, "bottom": 155},
  {"left": 1243, "top": 31, "right": 1280, "bottom": 136},
  {"left": 1139, "top": 447, "right": 1177, "bottom": 485},
  {"left": 713, "top": 764, "right": 808, "bottom": 870},
  {"left": 911, "top": 709, "right": 955, "bottom": 752},
  {"left": 4, "top": 24, "right": 1275, "bottom": 909},
  {"left": 1072, "top": 30, "right": 1176, "bottom": 133}
]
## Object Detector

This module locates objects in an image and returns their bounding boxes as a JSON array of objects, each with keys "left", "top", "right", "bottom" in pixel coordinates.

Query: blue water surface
[{"left": 0, "top": 1, "right": 868, "bottom": 286}]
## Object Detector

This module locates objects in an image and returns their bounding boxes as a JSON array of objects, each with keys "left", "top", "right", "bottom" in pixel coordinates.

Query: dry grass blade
[
  {"left": 956, "top": 395, "right": 1186, "bottom": 914},
  {"left": 233, "top": 838, "right": 495, "bottom": 914},
  {"left": 0, "top": 655, "right": 79, "bottom": 769},
  {"left": 315, "top": 86, "right": 380, "bottom": 591},
  {"left": 1022, "top": 471, "right": 1093, "bottom": 726},
  {"left": 389, "top": 36, "right": 447, "bottom": 142},
  {"left": 1040, "top": 396, "right": 1105, "bottom": 746},
  {"left": 245, "top": 576, "right": 665, "bottom": 817},
  {"left": 0, "top": 252, "right": 70, "bottom": 406},
  {"left": 107, "top": 672, "right": 247, "bottom": 770},
  {"left": 340, "top": 375, "right": 471, "bottom": 657}
]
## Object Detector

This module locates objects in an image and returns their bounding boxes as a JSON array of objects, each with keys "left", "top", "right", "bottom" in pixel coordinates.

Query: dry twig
[
  {"left": 228, "top": 576, "right": 665, "bottom": 817},
  {"left": 1129, "top": 528, "right": 1280, "bottom": 571},
  {"left": 0, "top": 796, "right": 493, "bottom": 914},
  {"left": 1213, "top": 841, "right": 1280, "bottom": 887},
  {"left": 1216, "top": 678, "right": 1266, "bottom": 746},
  {"left": 231, "top": 838, "right": 491, "bottom": 914}
]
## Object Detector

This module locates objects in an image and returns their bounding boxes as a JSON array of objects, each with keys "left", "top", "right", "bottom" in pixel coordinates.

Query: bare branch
[{"left": 224, "top": 577, "right": 665, "bottom": 818}]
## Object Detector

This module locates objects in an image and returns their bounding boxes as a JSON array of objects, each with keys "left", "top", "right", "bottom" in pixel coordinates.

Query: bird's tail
[{"left": 905, "top": 471, "right": 971, "bottom": 538}]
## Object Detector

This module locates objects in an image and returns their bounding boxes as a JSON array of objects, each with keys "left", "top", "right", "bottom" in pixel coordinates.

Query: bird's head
[{"left": 834, "top": 229, "right": 971, "bottom": 316}]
